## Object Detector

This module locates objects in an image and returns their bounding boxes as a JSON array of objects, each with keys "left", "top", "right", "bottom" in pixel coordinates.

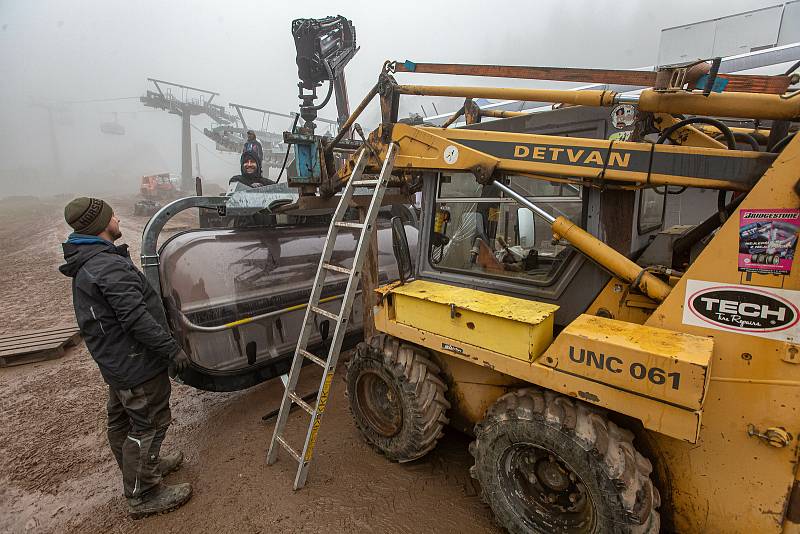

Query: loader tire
[
  {"left": 469, "top": 388, "right": 660, "bottom": 534},
  {"left": 346, "top": 334, "right": 450, "bottom": 462}
]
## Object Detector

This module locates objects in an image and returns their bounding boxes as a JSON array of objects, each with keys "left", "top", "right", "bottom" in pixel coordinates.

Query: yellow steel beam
[
  {"left": 637, "top": 89, "right": 800, "bottom": 121},
  {"left": 386, "top": 123, "right": 769, "bottom": 191},
  {"left": 551, "top": 217, "right": 673, "bottom": 302},
  {"left": 395, "top": 84, "right": 800, "bottom": 120},
  {"left": 396, "top": 85, "right": 617, "bottom": 107},
  {"left": 652, "top": 113, "right": 728, "bottom": 149},
  {"left": 480, "top": 109, "right": 529, "bottom": 119}
]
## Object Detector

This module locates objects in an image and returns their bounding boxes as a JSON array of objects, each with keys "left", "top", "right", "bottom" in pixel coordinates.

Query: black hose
[
  {"left": 655, "top": 117, "right": 736, "bottom": 223},
  {"left": 656, "top": 117, "right": 736, "bottom": 150},
  {"left": 771, "top": 132, "right": 797, "bottom": 153},
  {"left": 653, "top": 117, "right": 737, "bottom": 194},
  {"left": 307, "top": 60, "right": 335, "bottom": 111},
  {"left": 276, "top": 113, "right": 301, "bottom": 183},
  {"left": 717, "top": 190, "right": 729, "bottom": 223},
  {"left": 713, "top": 131, "right": 760, "bottom": 151},
  {"left": 674, "top": 192, "right": 746, "bottom": 258}
]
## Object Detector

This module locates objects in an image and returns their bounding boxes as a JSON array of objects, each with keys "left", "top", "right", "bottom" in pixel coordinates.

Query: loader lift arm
[{"left": 315, "top": 64, "right": 794, "bottom": 305}]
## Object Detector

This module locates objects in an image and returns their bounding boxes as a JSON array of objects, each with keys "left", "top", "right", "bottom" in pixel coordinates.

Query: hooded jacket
[
  {"left": 229, "top": 150, "right": 275, "bottom": 188},
  {"left": 59, "top": 234, "right": 180, "bottom": 389}
]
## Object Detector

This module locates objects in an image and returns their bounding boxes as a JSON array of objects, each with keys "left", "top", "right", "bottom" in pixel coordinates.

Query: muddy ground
[{"left": 0, "top": 195, "right": 500, "bottom": 533}]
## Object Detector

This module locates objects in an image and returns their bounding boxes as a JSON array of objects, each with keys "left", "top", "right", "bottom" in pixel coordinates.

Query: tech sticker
[
  {"left": 682, "top": 279, "right": 800, "bottom": 342},
  {"left": 443, "top": 145, "right": 459, "bottom": 165}
]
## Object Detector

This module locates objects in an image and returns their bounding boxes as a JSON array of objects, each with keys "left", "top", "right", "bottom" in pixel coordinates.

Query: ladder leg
[
  {"left": 265, "top": 149, "right": 371, "bottom": 466},
  {"left": 266, "top": 144, "right": 399, "bottom": 490},
  {"left": 293, "top": 144, "right": 398, "bottom": 489}
]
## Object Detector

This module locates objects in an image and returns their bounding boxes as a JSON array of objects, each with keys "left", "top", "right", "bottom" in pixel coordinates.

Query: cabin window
[
  {"left": 430, "top": 173, "right": 583, "bottom": 285},
  {"left": 638, "top": 187, "right": 666, "bottom": 234}
]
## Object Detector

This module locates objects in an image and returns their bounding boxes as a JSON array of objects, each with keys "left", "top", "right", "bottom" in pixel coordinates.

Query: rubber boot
[
  {"left": 158, "top": 451, "right": 184, "bottom": 476},
  {"left": 127, "top": 483, "right": 193, "bottom": 519}
]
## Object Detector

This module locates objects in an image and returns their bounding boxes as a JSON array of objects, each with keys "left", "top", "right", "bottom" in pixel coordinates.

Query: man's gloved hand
[{"left": 169, "top": 348, "right": 191, "bottom": 377}]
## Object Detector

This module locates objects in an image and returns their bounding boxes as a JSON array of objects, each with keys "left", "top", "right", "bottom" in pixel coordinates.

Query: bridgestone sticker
[
  {"left": 682, "top": 279, "right": 800, "bottom": 341},
  {"left": 738, "top": 208, "right": 799, "bottom": 275}
]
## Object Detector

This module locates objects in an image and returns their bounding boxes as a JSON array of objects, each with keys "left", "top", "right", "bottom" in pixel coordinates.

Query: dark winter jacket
[
  {"left": 229, "top": 150, "right": 275, "bottom": 188},
  {"left": 59, "top": 234, "right": 180, "bottom": 389}
]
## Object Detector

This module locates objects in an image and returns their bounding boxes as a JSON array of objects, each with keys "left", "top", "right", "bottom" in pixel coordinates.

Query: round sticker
[
  {"left": 611, "top": 104, "right": 636, "bottom": 129},
  {"left": 443, "top": 145, "right": 459, "bottom": 165}
]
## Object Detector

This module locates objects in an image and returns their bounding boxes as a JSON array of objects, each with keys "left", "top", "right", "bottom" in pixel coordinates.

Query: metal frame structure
[
  {"left": 418, "top": 41, "right": 800, "bottom": 125},
  {"left": 140, "top": 78, "right": 238, "bottom": 191}
]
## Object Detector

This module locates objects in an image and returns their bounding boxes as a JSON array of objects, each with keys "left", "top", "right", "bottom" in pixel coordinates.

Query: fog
[{"left": 0, "top": 0, "right": 782, "bottom": 197}]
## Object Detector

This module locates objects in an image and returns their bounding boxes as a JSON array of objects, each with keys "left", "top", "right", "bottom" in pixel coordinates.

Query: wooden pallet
[{"left": 0, "top": 325, "right": 82, "bottom": 367}]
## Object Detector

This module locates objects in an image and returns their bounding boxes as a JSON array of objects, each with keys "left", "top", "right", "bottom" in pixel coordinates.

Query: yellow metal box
[
  {"left": 544, "top": 314, "right": 713, "bottom": 410},
  {"left": 387, "top": 280, "right": 559, "bottom": 361}
]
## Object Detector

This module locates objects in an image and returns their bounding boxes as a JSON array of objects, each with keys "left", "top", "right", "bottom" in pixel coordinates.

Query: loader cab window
[
  {"left": 430, "top": 173, "right": 583, "bottom": 285},
  {"left": 638, "top": 187, "right": 666, "bottom": 234}
]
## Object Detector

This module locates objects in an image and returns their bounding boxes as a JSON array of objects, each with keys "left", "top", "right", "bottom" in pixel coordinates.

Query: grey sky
[{"left": 0, "top": 0, "right": 784, "bottom": 195}]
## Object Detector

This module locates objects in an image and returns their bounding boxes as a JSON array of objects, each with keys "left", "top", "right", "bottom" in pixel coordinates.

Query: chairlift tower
[
  {"left": 203, "top": 103, "right": 339, "bottom": 170},
  {"left": 30, "top": 99, "right": 67, "bottom": 181},
  {"left": 140, "top": 78, "right": 238, "bottom": 192}
]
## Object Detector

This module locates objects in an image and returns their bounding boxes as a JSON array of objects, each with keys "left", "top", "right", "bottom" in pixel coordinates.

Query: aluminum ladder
[{"left": 266, "top": 143, "right": 398, "bottom": 489}]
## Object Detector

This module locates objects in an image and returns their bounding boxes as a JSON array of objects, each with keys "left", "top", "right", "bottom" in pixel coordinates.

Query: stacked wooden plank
[{"left": 0, "top": 325, "right": 82, "bottom": 367}]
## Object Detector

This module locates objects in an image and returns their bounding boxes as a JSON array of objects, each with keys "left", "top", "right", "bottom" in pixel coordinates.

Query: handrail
[
  {"left": 140, "top": 195, "right": 228, "bottom": 293},
  {"left": 175, "top": 293, "right": 359, "bottom": 333}
]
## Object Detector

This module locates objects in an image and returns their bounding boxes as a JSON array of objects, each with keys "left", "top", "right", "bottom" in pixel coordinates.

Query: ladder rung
[
  {"left": 288, "top": 391, "right": 315, "bottom": 415},
  {"left": 335, "top": 221, "right": 364, "bottom": 229},
  {"left": 275, "top": 436, "right": 302, "bottom": 463},
  {"left": 322, "top": 262, "right": 352, "bottom": 275},
  {"left": 352, "top": 180, "right": 380, "bottom": 187},
  {"left": 299, "top": 348, "right": 326, "bottom": 368},
  {"left": 310, "top": 306, "right": 339, "bottom": 321}
]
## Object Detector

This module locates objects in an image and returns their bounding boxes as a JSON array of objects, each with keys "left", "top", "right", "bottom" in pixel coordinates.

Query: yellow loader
[{"left": 274, "top": 60, "right": 800, "bottom": 533}]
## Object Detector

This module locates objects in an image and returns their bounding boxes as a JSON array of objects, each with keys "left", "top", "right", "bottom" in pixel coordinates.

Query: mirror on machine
[
  {"left": 517, "top": 207, "right": 536, "bottom": 248},
  {"left": 391, "top": 216, "right": 413, "bottom": 283}
]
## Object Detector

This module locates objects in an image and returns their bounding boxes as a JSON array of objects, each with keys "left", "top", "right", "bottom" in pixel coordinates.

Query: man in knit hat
[{"left": 59, "top": 197, "right": 193, "bottom": 518}]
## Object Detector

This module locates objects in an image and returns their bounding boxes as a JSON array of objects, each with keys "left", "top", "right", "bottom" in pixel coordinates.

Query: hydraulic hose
[
  {"left": 276, "top": 113, "right": 301, "bottom": 183},
  {"left": 713, "top": 131, "right": 760, "bottom": 151},
  {"left": 656, "top": 116, "right": 736, "bottom": 150},
  {"left": 771, "top": 132, "right": 797, "bottom": 153},
  {"left": 656, "top": 117, "right": 737, "bottom": 222},
  {"left": 307, "top": 60, "right": 335, "bottom": 111}
]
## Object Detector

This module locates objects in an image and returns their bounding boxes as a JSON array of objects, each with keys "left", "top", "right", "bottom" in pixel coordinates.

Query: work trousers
[{"left": 107, "top": 371, "right": 172, "bottom": 499}]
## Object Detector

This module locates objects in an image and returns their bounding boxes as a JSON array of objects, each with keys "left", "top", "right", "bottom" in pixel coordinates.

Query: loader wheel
[
  {"left": 346, "top": 334, "right": 450, "bottom": 462},
  {"left": 470, "top": 388, "right": 660, "bottom": 534}
]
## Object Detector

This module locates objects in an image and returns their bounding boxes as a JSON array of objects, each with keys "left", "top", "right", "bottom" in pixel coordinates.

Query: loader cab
[{"left": 416, "top": 105, "right": 668, "bottom": 327}]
